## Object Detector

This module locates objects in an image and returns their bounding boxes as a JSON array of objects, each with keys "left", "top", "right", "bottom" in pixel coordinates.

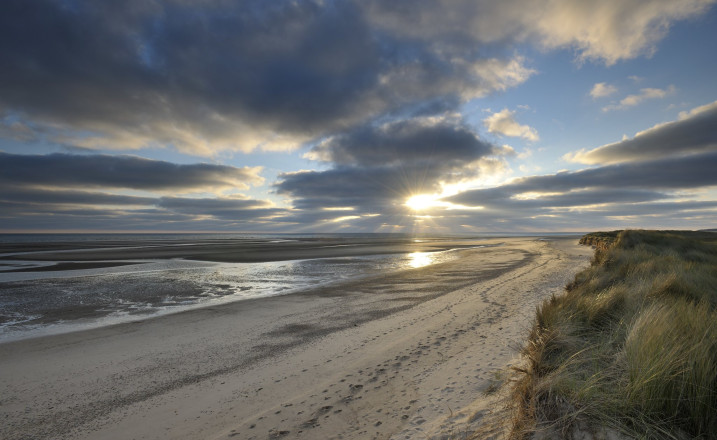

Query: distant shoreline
[{"left": 0, "top": 233, "right": 583, "bottom": 264}]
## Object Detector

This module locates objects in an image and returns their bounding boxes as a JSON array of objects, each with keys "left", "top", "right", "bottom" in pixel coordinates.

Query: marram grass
[{"left": 511, "top": 230, "right": 717, "bottom": 439}]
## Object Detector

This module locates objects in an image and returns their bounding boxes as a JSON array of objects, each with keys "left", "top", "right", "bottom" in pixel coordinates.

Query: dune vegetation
[{"left": 511, "top": 230, "right": 717, "bottom": 439}]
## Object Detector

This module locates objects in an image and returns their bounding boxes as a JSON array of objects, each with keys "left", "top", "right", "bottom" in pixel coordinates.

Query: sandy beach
[{"left": 0, "top": 237, "right": 592, "bottom": 440}]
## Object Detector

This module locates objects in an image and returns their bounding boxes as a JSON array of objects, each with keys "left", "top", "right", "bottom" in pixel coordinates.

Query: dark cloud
[
  {"left": 404, "top": 198, "right": 717, "bottom": 234},
  {"left": 446, "top": 185, "right": 673, "bottom": 211},
  {"left": 0, "top": 187, "right": 155, "bottom": 206},
  {"left": 277, "top": 118, "right": 505, "bottom": 210},
  {"left": 450, "top": 151, "right": 717, "bottom": 209},
  {"left": 441, "top": 192, "right": 695, "bottom": 220},
  {"left": 308, "top": 117, "right": 495, "bottom": 166},
  {"left": 568, "top": 101, "right": 717, "bottom": 164},
  {"left": 526, "top": 153, "right": 717, "bottom": 192},
  {"left": 434, "top": 151, "right": 717, "bottom": 232},
  {"left": 575, "top": 200, "right": 717, "bottom": 217},
  {"left": 0, "top": 152, "right": 286, "bottom": 230},
  {"left": 532, "top": 189, "right": 670, "bottom": 207},
  {"left": 157, "top": 196, "right": 284, "bottom": 220},
  {"left": 0, "top": 190, "right": 288, "bottom": 231},
  {"left": 0, "top": 152, "right": 263, "bottom": 191},
  {"left": 1, "top": 0, "right": 715, "bottom": 232},
  {"left": 0, "top": 0, "right": 531, "bottom": 155},
  {"left": 277, "top": 166, "right": 431, "bottom": 210},
  {"left": 0, "top": 202, "right": 206, "bottom": 232},
  {"left": 1, "top": 0, "right": 709, "bottom": 157},
  {"left": 496, "top": 189, "right": 671, "bottom": 209}
]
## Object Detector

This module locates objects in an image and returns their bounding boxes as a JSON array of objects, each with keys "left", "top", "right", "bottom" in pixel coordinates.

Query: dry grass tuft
[{"left": 509, "top": 230, "right": 717, "bottom": 439}]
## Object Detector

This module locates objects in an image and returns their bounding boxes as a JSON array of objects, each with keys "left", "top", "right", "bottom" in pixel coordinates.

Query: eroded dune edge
[{"left": 510, "top": 230, "right": 717, "bottom": 440}]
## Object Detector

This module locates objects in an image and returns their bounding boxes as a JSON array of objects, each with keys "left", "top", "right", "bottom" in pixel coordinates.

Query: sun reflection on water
[{"left": 408, "top": 252, "right": 433, "bottom": 268}]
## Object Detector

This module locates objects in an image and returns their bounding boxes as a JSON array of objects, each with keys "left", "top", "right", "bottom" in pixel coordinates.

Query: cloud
[
  {"left": 518, "top": 189, "right": 671, "bottom": 207},
  {"left": 449, "top": 151, "right": 717, "bottom": 213},
  {"left": 307, "top": 116, "right": 495, "bottom": 166},
  {"left": 527, "top": 1, "right": 713, "bottom": 65},
  {"left": 157, "top": 196, "right": 283, "bottom": 220},
  {"left": 483, "top": 109, "right": 539, "bottom": 141},
  {"left": 0, "top": 187, "right": 155, "bottom": 206},
  {"left": 439, "top": 97, "right": 717, "bottom": 231},
  {"left": 0, "top": 0, "right": 538, "bottom": 157},
  {"left": 0, "top": 187, "right": 287, "bottom": 232},
  {"left": 365, "top": 0, "right": 714, "bottom": 65},
  {"left": 0, "top": 152, "right": 264, "bottom": 192},
  {"left": 567, "top": 100, "right": 717, "bottom": 164},
  {"left": 590, "top": 82, "right": 618, "bottom": 99},
  {"left": 2, "top": 0, "right": 711, "bottom": 157},
  {"left": 277, "top": 116, "right": 506, "bottom": 210},
  {"left": 0, "top": 201, "right": 248, "bottom": 232},
  {"left": 602, "top": 85, "right": 676, "bottom": 111},
  {"left": 0, "top": 152, "right": 285, "bottom": 230},
  {"left": 437, "top": 150, "right": 717, "bottom": 232}
]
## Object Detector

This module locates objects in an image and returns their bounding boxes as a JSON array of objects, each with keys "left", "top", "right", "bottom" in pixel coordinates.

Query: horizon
[
  {"left": 0, "top": 230, "right": 591, "bottom": 237},
  {"left": 2, "top": 1, "right": 717, "bottom": 234}
]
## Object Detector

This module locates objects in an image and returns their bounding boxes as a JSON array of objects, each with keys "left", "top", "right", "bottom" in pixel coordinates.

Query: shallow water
[{"left": 0, "top": 245, "right": 467, "bottom": 341}]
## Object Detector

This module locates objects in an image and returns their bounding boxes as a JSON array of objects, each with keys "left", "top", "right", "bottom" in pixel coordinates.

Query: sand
[{"left": 0, "top": 237, "right": 592, "bottom": 440}]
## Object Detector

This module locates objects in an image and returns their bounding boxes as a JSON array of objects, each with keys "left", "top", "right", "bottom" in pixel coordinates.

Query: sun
[
  {"left": 405, "top": 194, "right": 440, "bottom": 211},
  {"left": 405, "top": 192, "right": 483, "bottom": 212}
]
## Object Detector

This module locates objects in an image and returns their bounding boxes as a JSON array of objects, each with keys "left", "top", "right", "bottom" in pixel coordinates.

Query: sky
[{"left": 2, "top": 0, "right": 717, "bottom": 234}]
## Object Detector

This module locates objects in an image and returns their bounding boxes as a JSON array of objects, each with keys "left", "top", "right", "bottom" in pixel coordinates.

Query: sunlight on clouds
[
  {"left": 678, "top": 100, "right": 717, "bottom": 120},
  {"left": 531, "top": 0, "right": 713, "bottom": 65},
  {"left": 328, "top": 215, "right": 361, "bottom": 223},
  {"left": 403, "top": 160, "right": 513, "bottom": 213},
  {"left": 602, "top": 85, "right": 676, "bottom": 112},
  {"left": 367, "top": 0, "right": 713, "bottom": 66},
  {"left": 590, "top": 82, "right": 618, "bottom": 99},
  {"left": 55, "top": 119, "right": 307, "bottom": 157},
  {"left": 566, "top": 99, "right": 717, "bottom": 165},
  {"left": 513, "top": 191, "right": 563, "bottom": 200},
  {"left": 484, "top": 109, "right": 539, "bottom": 141},
  {"left": 444, "top": 157, "right": 515, "bottom": 191},
  {"left": 466, "top": 57, "right": 536, "bottom": 97}
]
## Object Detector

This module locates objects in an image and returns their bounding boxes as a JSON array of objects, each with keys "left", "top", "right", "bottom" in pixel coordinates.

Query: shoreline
[
  {"left": 0, "top": 242, "right": 484, "bottom": 343},
  {"left": 0, "top": 236, "right": 592, "bottom": 440},
  {"left": 0, "top": 236, "right": 495, "bottom": 263}
]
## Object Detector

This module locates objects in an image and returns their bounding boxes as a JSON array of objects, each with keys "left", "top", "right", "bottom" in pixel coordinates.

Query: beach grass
[{"left": 510, "top": 230, "right": 717, "bottom": 439}]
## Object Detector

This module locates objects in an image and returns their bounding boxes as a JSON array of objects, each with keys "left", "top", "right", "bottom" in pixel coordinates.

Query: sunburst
[{"left": 405, "top": 194, "right": 442, "bottom": 211}]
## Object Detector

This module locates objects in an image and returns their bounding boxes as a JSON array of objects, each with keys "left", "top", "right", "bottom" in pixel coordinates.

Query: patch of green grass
[{"left": 511, "top": 230, "right": 717, "bottom": 439}]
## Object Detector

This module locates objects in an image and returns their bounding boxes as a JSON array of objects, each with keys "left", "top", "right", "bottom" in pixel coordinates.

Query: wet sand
[
  {"left": 0, "top": 237, "right": 592, "bottom": 440},
  {"left": 0, "top": 236, "right": 486, "bottom": 264},
  {"left": 5, "top": 261, "right": 142, "bottom": 273}
]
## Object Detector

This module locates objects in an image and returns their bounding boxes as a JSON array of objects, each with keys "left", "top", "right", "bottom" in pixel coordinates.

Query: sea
[{"left": 0, "top": 233, "right": 506, "bottom": 342}]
